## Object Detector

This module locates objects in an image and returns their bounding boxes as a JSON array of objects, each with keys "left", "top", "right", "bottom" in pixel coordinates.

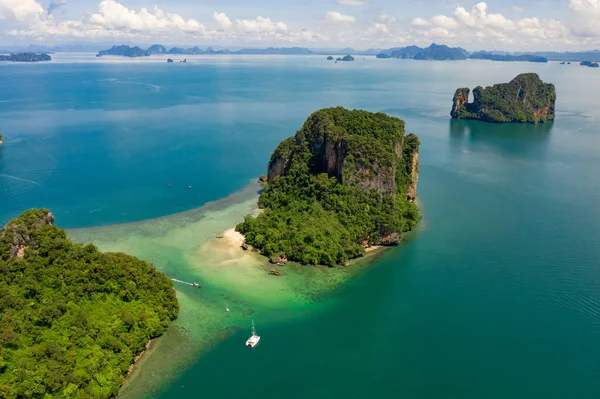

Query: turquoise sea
[{"left": 1, "top": 53, "right": 600, "bottom": 398}]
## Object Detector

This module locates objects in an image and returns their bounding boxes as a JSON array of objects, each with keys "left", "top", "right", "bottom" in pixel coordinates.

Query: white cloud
[
  {"left": 213, "top": 11, "right": 232, "bottom": 29},
  {"left": 569, "top": 0, "right": 600, "bottom": 14},
  {"left": 0, "top": 0, "right": 295, "bottom": 42},
  {"left": 325, "top": 11, "right": 355, "bottom": 23},
  {"left": 369, "top": 22, "right": 389, "bottom": 35},
  {"left": 411, "top": 17, "right": 430, "bottom": 27},
  {"left": 380, "top": 13, "right": 396, "bottom": 23},
  {"left": 431, "top": 15, "right": 458, "bottom": 29},
  {"left": 512, "top": 5, "right": 524, "bottom": 13},
  {"left": 337, "top": 0, "right": 368, "bottom": 5},
  {"left": 236, "top": 16, "right": 288, "bottom": 35},
  {"left": 1, "top": 0, "right": 600, "bottom": 50},
  {"left": 408, "top": 2, "right": 581, "bottom": 49},
  {"left": 87, "top": 1, "right": 206, "bottom": 34},
  {"left": 0, "top": 0, "right": 44, "bottom": 21}
]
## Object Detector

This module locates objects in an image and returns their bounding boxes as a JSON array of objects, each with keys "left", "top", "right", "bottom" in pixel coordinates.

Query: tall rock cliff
[
  {"left": 0, "top": 209, "right": 55, "bottom": 258},
  {"left": 450, "top": 73, "right": 556, "bottom": 123},
  {"left": 268, "top": 107, "right": 418, "bottom": 200}
]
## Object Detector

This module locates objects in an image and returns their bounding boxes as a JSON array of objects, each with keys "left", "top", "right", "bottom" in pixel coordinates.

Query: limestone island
[
  {"left": 0, "top": 53, "right": 51, "bottom": 62},
  {"left": 0, "top": 209, "right": 178, "bottom": 398},
  {"left": 580, "top": 61, "right": 600, "bottom": 68},
  {"left": 0, "top": 133, "right": 3, "bottom": 146},
  {"left": 336, "top": 55, "right": 355, "bottom": 62},
  {"left": 451, "top": 73, "right": 556, "bottom": 123},
  {"left": 236, "top": 107, "right": 421, "bottom": 266}
]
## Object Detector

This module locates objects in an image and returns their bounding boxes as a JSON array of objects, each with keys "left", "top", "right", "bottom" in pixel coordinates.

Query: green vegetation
[
  {"left": 450, "top": 73, "right": 556, "bottom": 123},
  {"left": 236, "top": 107, "right": 420, "bottom": 266},
  {"left": 0, "top": 209, "right": 178, "bottom": 399}
]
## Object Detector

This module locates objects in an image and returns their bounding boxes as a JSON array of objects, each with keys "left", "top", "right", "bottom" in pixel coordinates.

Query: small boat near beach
[
  {"left": 192, "top": 283, "right": 201, "bottom": 288},
  {"left": 245, "top": 319, "right": 260, "bottom": 348}
]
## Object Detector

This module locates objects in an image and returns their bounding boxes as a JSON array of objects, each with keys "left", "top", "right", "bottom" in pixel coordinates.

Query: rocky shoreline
[{"left": 126, "top": 340, "right": 155, "bottom": 378}]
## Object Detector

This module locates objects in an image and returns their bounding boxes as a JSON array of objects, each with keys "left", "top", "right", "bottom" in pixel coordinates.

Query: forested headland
[{"left": 0, "top": 209, "right": 178, "bottom": 398}]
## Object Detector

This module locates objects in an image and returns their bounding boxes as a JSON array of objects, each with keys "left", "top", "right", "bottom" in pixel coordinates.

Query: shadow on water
[{"left": 449, "top": 118, "right": 553, "bottom": 160}]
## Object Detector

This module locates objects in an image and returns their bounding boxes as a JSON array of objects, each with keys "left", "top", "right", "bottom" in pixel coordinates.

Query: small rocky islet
[{"left": 450, "top": 73, "right": 556, "bottom": 123}]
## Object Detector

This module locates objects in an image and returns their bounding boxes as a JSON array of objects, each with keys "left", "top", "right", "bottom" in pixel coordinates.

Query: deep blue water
[{"left": 1, "top": 54, "right": 600, "bottom": 398}]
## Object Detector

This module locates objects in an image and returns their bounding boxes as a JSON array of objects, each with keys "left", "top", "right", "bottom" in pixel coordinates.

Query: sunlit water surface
[{"left": 1, "top": 54, "right": 599, "bottom": 398}]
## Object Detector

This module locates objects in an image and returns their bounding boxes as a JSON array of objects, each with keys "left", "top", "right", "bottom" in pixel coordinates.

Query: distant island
[
  {"left": 236, "top": 107, "right": 421, "bottom": 266},
  {"left": 97, "top": 45, "right": 318, "bottom": 58},
  {"left": 451, "top": 73, "right": 556, "bottom": 124},
  {"left": 327, "top": 56, "right": 334, "bottom": 60},
  {"left": 0, "top": 133, "right": 3, "bottom": 145},
  {"left": 470, "top": 51, "right": 548, "bottom": 63},
  {"left": 336, "top": 55, "right": 355, "bottom": 62},
  {"left": 580, "top": 61, "right": 600, "bottom": 68},
  {"left": 92, "top": 43, "right": 600, "bottom": 63},
  {"left": 377, "top": 44, "right": 468, "bottom": 60},
  {"left": 0, "top": 53, "right": 51, "bottom": 62},
  {"left": 96, "top": 45, "right": 149, "bottom": 57},
  {"left": 0, "top": 209, "right": 179, "bottom": 398}
]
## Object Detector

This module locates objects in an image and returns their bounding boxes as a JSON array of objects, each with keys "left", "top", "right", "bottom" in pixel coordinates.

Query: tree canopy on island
[
  {"left": 451, "top": 73, "right": 556, "bottom": 123},
  {"left": 237, "top": 107, "right": 420, "bottom": 266},
  {"left": 0, "top": 209, "right": 178, "bottom": 399}
]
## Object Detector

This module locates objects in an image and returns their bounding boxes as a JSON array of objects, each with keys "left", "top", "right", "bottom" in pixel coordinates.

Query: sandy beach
[{"left": 222, "top": 227, "right": 245, "bottom": 247}]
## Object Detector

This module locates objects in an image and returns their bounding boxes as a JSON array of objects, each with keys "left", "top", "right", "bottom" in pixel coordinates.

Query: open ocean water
[{"left": 1, "top": 53, "right": 600, "bottom": 398}]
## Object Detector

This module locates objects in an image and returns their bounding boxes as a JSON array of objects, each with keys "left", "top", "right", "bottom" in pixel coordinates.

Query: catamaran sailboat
[{"left": 245, "top": 319, "right": 260, "bottom": 348}]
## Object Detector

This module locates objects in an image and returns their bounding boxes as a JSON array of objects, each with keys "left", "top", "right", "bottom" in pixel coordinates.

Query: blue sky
[{"left": 0, "top": 0, "right": 598, "bottom": 50}]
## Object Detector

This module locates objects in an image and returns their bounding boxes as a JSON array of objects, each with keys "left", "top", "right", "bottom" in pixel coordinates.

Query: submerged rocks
[
  {"left": 268, "top": 269, "right": 283, "bottom": 276},
  {"left": 241, "top": 242, "right": 249, "bottom": 250},
  {"left": 450, "top": 73, "right": 556, "bottom": 123}
]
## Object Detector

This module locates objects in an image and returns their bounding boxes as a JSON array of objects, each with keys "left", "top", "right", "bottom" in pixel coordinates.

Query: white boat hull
[{"left": 246, "top": 335, "right": 260, "bottom": 348}]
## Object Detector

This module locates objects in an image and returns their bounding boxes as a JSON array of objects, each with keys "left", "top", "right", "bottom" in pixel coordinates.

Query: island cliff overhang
[{"left": 450, "top": 73, "right": 556, "bottom": 124}]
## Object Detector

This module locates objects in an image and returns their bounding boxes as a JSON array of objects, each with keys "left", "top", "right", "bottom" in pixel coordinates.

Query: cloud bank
[{"left": 0, "top": 0, "right": 598, "bottom": 49}]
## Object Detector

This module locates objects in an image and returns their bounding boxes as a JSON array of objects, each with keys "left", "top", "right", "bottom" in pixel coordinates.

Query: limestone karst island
[
  {"left": 236, "top": 107, "right": 421, "bottom": 266},
  {"left": 451, "top": 73, "right": 556, "bottom": 123}
]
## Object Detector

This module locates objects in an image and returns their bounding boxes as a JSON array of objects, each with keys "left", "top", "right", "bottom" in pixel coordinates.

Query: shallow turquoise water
[{"left": 1, "top": 54, "right": 600, "bottom": 398}]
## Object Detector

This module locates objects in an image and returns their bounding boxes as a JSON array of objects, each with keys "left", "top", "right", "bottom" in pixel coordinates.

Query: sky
[{"left": 0, "top": 0, "right": 599, "bottom": 51}]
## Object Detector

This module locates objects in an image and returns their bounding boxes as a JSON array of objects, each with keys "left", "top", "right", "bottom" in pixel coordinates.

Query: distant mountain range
[
  {"left": 96, "top": 45, "right": 386, "bottom": 58},
  {"left": 96, "top": 45, "right": 322, "bottom": 57},
  {"left": 13, "top": 42, "right": 585, "bottom": 62}
]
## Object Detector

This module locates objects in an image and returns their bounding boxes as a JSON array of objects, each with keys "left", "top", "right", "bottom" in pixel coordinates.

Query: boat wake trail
[
  {"left": 170, "top": 278, "right": 195, "bottom": 286},
  {"left": 0, "top": 174, "right": 42, "bottom": 186}
]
